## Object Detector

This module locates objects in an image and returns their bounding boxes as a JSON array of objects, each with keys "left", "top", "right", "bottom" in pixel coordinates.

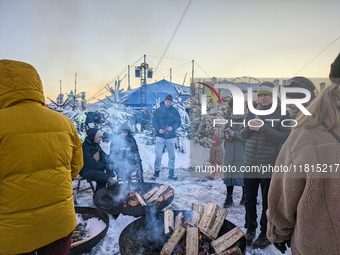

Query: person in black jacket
[
  {"left": 151, "top": 94, "right": 181, "bottom": 180},
  {"left": 93, "top": 110, "right": 101, "bottom": 125},
  {"left": 240, "top": 81, "right": 291, "bottom": 249},
  {"left": 109, "top": 123, "right": 143, "bottom": 182},
  {"left": 79, "top": 128, "right": 115, "bottom": 191}
]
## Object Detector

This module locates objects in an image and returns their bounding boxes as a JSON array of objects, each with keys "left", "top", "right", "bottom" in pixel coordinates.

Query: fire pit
[
  {"left": 71, "top": 206, "right": 109, "bottom": 255},
  {"left": 119, "top": 210, "right": 246, "bottom": 255},
  {"left": 93, "top": 182, "right": 174, "bottom": 217}
]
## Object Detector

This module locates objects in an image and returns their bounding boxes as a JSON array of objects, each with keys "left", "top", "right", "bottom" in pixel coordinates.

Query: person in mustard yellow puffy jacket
[{"left": 0, "top": 60, "right": 83, "bottom": 255}]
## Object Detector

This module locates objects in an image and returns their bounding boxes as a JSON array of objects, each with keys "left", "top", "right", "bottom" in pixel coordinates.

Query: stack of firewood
[
  {"left": 141, "top": 185, "right": 175, "bottom": 205},
  {"left": 160, "top": 202, "right": 244, "bottom": 255}
]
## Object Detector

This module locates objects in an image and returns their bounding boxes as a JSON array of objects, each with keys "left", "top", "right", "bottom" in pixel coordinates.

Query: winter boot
[
  {"left": 252, "top": 232, "right": 271, "bottom": 249},
  {"left": 223, "top": 194, "right": 233, "bottom": 208},
  {"left": 245, "top": 229, "right": 256, "bottom": 245},
  {"left": 151, "top": 171, "right": 160, "bottom": 180},
  {"left": 168, "top": 169, "right": 178, "bottom": 181}
]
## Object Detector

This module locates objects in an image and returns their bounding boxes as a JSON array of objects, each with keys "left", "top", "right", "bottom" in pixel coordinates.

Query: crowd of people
[{"left": 1, "top": 52, "right": 340, "bottom": 254}]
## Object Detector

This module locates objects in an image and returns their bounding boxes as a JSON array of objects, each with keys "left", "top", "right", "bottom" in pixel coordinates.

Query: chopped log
[
  {"left": 128, "top": 199, "right": 139, "bottom": 207},
  {"left": 135, "top": 192, "right": 147, "bottom": 206},
  {"left": 212, "top": 246, "right": 242, "bottom": 255},
  {"left": 198, "top": 203, "right": 219, "bottom": 234},
  {"left": 164, "top": 210, "right": 175, "bottom": 236},
  {"left": 191, "top": 203, "right": 204, "bottom": 225},
  {"left": 209, "top": 209, "right": 229, "bottom": 238},
  {"left": 147, "top": 185, "right": 169, "bottom": 203},
  {"left": 186, "top": 227, "right": 199, "bottom": 255},
  {"left": 154, "top": 195, "right": 164, "bottom": 203},
  {"left": 160, "top": 225, "right": 186, "bottom": 255},
  {"left": 163, "top": 190, "right": 175, "bottom": 200},
  {"left": 211, "top": 227, "right": 244, "bottom": 254},
  {"left": 175, "top": 212, "right": 184, "bottom": 229},
  {"left": 183, "top": 221, "right": 196, "bottom": 228},
  {"left": 143, "top": 187, "right": 159, "bottom": 200}
]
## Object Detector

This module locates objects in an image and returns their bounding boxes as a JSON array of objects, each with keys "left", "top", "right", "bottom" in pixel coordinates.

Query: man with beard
[{"left": 151, "top": 94, "right": 181, "bottom": 180}]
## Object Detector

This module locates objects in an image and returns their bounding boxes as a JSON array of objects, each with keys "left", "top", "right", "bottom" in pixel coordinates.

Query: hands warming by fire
[{"left": 159, "top": 126, "right": 172, "bottom": 134}]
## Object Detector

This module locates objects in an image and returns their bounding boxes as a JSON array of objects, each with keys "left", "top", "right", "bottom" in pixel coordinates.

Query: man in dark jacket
[
  {"left": 93, "top": 110, "right": 101, "bottom": 125},
  {"left": 151, "top": 94, "right": 181, "bottom": 180},
  {"left": 79, "top": 128, "right": 115, "bottom": 190},
  {"left": 240, "top": 82, "right": 291, "bottom": 249}
]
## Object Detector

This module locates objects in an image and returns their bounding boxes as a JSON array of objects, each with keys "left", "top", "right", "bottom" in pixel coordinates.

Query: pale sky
[{"left": 1, "top": 0, "right": 339, "bottom": 103}]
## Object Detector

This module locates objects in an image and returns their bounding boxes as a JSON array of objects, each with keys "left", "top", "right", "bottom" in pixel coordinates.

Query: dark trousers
[
  {"left": 244, "top": 178, "right": 271, "bottom": 233},
  {"left": 80, "top": 169, "right": 109, "bottom": 191},
  {"left": 18, "top": 231, "right": 72, "bottom": 255}
]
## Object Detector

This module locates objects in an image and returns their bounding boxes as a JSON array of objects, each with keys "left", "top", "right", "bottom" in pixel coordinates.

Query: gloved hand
[{"left": 274, "top": 240, "right": 290, "bottom": 254}]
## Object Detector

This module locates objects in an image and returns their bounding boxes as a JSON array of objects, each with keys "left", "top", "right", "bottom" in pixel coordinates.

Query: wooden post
[
  {"left": 175, "top": 212, "right": 184, "bottom": 229},
  {"left": 191, "top": 203, "right": 204, "bottom": 225},
  {"left": 160, "top": 225, "right": 186, "bottom": 255},
  {"left": 209, "top": 208, "right": 228, "bottom": 238},
  {"left": 186, "top": 227, "right": 199, "bottom": 255},
  {"left": 164, "top": 210, "right": 175, "bottom": 236},
  {"left": 211, "top": 227, "right": 244, "bottom": 254},
  {"left": 198, "top": 203, "right": 219, "bottom": 233}
]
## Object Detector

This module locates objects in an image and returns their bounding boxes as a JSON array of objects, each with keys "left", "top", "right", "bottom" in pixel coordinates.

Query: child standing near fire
[{"left": 206, "top": 135, "right": 224, "bottom": 180}]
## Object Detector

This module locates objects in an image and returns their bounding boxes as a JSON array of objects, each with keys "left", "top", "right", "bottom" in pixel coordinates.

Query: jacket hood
[{"left": 0, "top": 60, "right": 45, "bottom": 109}]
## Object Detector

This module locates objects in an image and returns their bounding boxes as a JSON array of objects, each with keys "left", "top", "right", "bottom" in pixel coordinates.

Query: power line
[
  {"left": 153, "top": 0, "right": 193, "bottom": 77},
  {"left": 195, "top": 61, "right": 211, "bottom": 78},
  {"left": 294, "top": 35, "right": 340, "bottom": 76},
  {"left": 88, "top": 56, "right": 144, "bottom": 101}
]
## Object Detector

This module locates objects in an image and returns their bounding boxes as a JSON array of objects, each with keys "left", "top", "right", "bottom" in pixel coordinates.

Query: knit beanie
[
  {"left": 164, "top": 94, "right": 173, "bottom": 101},
  {"left": 94, "top": 130, "right": 103, "bottom": 139},
  {"left": 285, "top": 76, "right": 316, "bottom": 99},
  {"left": 87, "top": 128, "right": 103, "bottom": 141},
  {"left": 330, "top": 53, "right": 340, "bottom": 84},
  {"left": 258, "top": 82, "right": 275, "bottom": 96}
]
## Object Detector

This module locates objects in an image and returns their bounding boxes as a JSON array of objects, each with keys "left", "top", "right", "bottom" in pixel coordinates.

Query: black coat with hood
[
  {"left": 80, "top": 128, "right": 107, "bottom": 175},
  {"left": 153, "top": 101, "right": 181, "bottom": 139},
  {"left": 240, "top": 102, "right": 291, "bottom": 166}
]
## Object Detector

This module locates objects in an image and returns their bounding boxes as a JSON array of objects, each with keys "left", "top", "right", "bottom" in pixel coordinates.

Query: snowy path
[{"left": 73, "top": 167, "right": 291, "bottom": 255}]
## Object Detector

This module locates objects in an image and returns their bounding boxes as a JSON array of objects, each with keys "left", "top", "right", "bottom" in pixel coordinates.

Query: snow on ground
[{"left": 73, "top": 139, "right": 291, "bottom": 255}]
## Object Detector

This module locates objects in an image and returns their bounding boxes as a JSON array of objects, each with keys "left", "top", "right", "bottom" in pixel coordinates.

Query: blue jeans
[{"left": 154, "top": 137, "right": 176, "bottom": 172}]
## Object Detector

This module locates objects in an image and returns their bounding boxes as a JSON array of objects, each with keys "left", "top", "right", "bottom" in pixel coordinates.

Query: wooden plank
[
  {"left": 175, "top": 212, "right": 184, "bottom": 229},
  {"left": 186, "top": 227, "right": 199, "bottom": 255},
  {"left": 164, "top": 210, "right": 175, "bottom": 236},
  {"left": 209, "top": 208, "right": 229, "bottom": 239},
  {"left": 143, "top": 187, "right": 158, "bottom": 200},
  {"left": 198, "top": 202, "right": 219, "bottom": 234},
  {"left": 190, "top": 203, "right": 204, "bottom": 226},
  {"left": 160, "top": 225, "right": 186, "bottom": 255},
  {"left": 135, "top": 192, "right": 147, "bottom": 206},
  {"left": 211, "top": 227, "right": 244, "bottom": 254}
]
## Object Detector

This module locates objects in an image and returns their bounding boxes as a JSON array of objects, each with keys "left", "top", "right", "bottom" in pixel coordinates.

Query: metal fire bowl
[
  {"left": 119, "top": 210, "right": 246, "bottom": 255},
  {"left": 93, "top": 182, "right": 175, "bottom": 217},
  {"left": 71, "top": 206, "right": 110, "bottom": 255}
]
